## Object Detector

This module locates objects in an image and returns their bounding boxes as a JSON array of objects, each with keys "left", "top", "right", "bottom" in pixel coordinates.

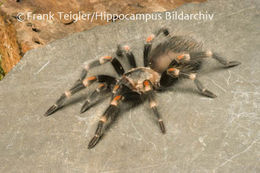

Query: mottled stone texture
[
  {"left": 0, "top": 14, "right": 21, "bottom": 74},
  {"left": 0, "top": 0, "right": 259, "bottom": 172}
]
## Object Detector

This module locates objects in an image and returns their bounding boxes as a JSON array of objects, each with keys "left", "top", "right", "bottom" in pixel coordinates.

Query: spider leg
[
  {"left": 143, "top": 28, "right": 170, "bottom": 66},
  {"left": 189, "top": 51, "right": 241, "bottom": 68},
  {"left": 167, "top": 68, "right": 217, "bottom": 98},
  {"left": 143, "top": 80, "right": 166, "bottom": 133},
  {"left": 88, "top": 95, "right": 123, "bottom": 149},
  {"left": 212, "top": 53, "right": 241, "bottom": 67},
  {"left": 78, "top": 56, "right": 111, "bottom": 81},
  {"left": 158, "top": 58, "right": 181, "bottom": 88},
  {"left": 80, "top": 83, "right": 109, "bottom": 113},
  {"left": 116, "top": 45, "right": 137, "bottom": 68},
  {"left": 44, "top": 75, "right": 116, "bottom": 116},
  {"left": 192, "top": 77, "right": 217, "bottom": 98},
  {"left": 77, "top": 55, "right": 125, "bottom": 82},
  {"left": 81, "top": 74, "right": 118, "bottom": 114},
  {"left": 44, "top": 76, "right": 97, "bottom": 116},
  {"left": 110, "top": 57, "right": 125, "bottom": 76}
]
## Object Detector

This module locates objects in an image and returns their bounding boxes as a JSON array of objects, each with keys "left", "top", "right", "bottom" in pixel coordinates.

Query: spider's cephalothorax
[{"left": 44, "top": 28, "right": 241, "bottom": 149}]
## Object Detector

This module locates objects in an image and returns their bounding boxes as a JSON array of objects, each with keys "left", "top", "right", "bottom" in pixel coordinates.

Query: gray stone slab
[{"left": 0, "top": 0, "right": 259, "bottom": 172}]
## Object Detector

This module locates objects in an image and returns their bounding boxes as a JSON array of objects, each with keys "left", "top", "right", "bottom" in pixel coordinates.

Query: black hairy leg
[
  {"left": 44, "top": 76, "right": 97, "bottom": 116},
  {"left": 189, "top": 51, "right": 241, "bottom": 68},
  {"left": 78, "top": 55, "right": 125, "bottom": 82},
  {"left": 45, "top": 75, "right": 116, "bottom": 116},
  {"left": 181, "top": 72, "right": 217, "bottom": 98},
  {"left": 80, "top": 83, "right": 109, "bottom": 113},
  {"left": 144, "top": 80, "right": 166, "bottom": 133},
  {"left": 117, "top": 45, "right": 137, "bottom": 68},
  {"left": 143, "top": 28, "right": 170, "bottom": 67},
  {"left": 166, "top": 67, "right": 217, "bottom": 98},
  {"left": 88, "top": 95, "right": 123, "bottom": 149}
]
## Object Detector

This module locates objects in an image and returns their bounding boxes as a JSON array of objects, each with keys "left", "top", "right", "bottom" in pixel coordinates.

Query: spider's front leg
[
  {"left": 80, "top": 83, "right": 108, "bottom": 113},
  {"left": 80, "top": 75, "right": 117, "bottom": 113},
  {"left": 44, "top": 76, "right": 98, "bottom": 116},
  {"left": 143, "top": 80, "right": 166, "bottom": 133},
  {"left": 88, "top": 95, "right": 123, "bottom": 149},
  {"left": 44, "top": 75, "right": 116, "bottom": 116}
]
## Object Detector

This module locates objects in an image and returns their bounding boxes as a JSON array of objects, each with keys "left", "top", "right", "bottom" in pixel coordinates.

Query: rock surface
[
  {"left": 0, "top": 0, "right": 259, "bottom": 172},
  {"left": 0, "top": 14, "right": 21, "bottom": 74}
]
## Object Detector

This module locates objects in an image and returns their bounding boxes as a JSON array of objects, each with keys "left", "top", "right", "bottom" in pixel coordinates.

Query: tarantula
[{"left": 44, "top": 28, "right": 241, "bottom": 149}]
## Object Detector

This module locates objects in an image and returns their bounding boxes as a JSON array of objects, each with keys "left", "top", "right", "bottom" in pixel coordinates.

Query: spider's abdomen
[{"left": 148, "top": 36, "right": 203, "bottom": 73}]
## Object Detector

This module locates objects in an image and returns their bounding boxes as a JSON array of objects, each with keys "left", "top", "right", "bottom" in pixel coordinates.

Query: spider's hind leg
[
  {"left": 181, "top": 72, "right": 217, "bottom": 98},
  {"left": 212, "top": 52, "right": 241, "bottom": 67},
  {"left": 190, "top": 51, "right": 241, "bottom": 68},
  {"left": 193, "top": 78, "right": 217, "bottom": 98},
  {"left": 166, "top": 67, "right": 217, "bottom": 98}
]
